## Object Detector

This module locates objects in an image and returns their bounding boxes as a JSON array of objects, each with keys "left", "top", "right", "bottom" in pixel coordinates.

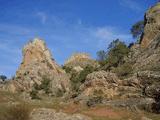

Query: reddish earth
[
  {"left": 62, "top": 103, "right": 130, "bottom": 119},
  {"left": 62, "top": 103, "right": 83, "bottom": 114},
  {"left": 83, "top": 107, "right": 123, "bottom": 119}
]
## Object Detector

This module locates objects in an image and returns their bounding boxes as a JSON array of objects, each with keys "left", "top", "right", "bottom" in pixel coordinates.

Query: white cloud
[
  {"left": 0, "top": 24, "right": 34, "bottom": 36},
  {"left": 36, "top": 12, "right": 47, "bottom": 24},
  {"left": 119, "top": 0, "right": 142, "bottom": 11},
  {"left": 94, "top": 26, "right": 132, "bottom": 49}
]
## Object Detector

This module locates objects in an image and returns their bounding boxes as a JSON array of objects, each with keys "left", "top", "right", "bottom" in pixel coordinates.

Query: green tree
[
  {"left": 105, "top": 39, "right": 130, "bottom": 69},
  {"left": 0, "top": 75, "right": 7, "bottom": 81},
  {"left": 71, "top": 65, "right": 95, "bottom": 92},
  {"left": 108, "top": 39, "right": 121, "bottom": 50},
  {"left": 96, "top": 50, "right": 107, "bottom": 62},
  {"left": 131, "top": 20, "right": 144, "bottom": 40}
]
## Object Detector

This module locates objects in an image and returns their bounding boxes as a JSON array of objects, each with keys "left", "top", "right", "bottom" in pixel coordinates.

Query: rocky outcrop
[
  {"left": 77, "top": 71, "right": 142, "bottom": 104},
  {"left": 133, "top": 35, "right": 160, "bottom": 72},
  {"left": 79, "top": 71, "right": 120, "bottom": 99},
  {"left": 8, "top": 38, "right": 70, "bottom": 95},
  {"left": 141, "top": 2, "right": 160, "bottom": 48},
  {"left": 30, "top": 108, "right": 91, "bottom": 120},
  {"left": 128, "top": 3, "right": 160, "bottom": 112},
  {"left": 64, "top": 53, "right": 99, "bottom": 72}
]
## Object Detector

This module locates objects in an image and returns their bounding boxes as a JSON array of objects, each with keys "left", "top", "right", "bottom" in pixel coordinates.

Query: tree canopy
[
  {"left": 130, "top": 20, "right": 144, "bottom": 40},
  {"left": 0, "top": 75, "right": 7, "bottom": 81}
]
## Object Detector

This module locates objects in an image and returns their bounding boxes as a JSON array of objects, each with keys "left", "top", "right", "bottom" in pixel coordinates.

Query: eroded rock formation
[
  {"left": 64, "top": 53, "right": 99, "bottom": 71},
  {"left": 141, "top": 3, "right": 160, "bottom": 48},
  {"left": 77, "top": 71, "right": 142, "bottom": 104},
  {"left": 8, "top": 38, "right": 70, "bottom": 95}
]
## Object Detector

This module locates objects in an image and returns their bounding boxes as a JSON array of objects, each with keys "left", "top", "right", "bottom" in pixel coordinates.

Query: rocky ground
[{"left": 0, "top": 91, "right": 160, "bottom": 120}]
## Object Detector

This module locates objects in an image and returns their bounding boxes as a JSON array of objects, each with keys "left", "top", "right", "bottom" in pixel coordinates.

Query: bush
[
  {"left": 113, "top": 63, "right": 133, "bottom": 78},
  {"left": 130, "top": 20, "right": 144, "bottom": 39},
  {"left": 106, "top": 40, "right": 130, "bottom": 69},
  {"left": 86, "top": 96, "right": 103, "bottom": 107},
  {"left": 33, "top": 83, "right": 41, "bottom": 90},
  {"left": 96, "top": 50, "right": 107, "bottom": 62},
  {"left": 97, "top": 39, "right": 130, "bottom": 71},
  {"left": 30, "top": 89, "right": 40, "bottom": 99},
  {"left": 56, "top": 88, "right": 64, "bottom": 97},
  {"left": 70, "top": 65, "right": 95, "bottom": 92},
  {"left": 0, "top": 75, "right": 7, "bottom": 81},
  {"left": 32, "top": 76, "right": 52, "bottom": 95},
  {"left": 3, "top": 103, "right": 30, "bottom": 120},
  {"left": 62, "top": 66, "right": 72, "bottom": 73},
  {"left": 39, "top": 76, "right": 51, "bottom": 94}
]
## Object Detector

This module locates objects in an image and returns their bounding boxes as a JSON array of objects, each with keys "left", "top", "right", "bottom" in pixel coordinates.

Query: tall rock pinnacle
[{"left": 10, "top": 38, "right": 70, "bottom": 94}]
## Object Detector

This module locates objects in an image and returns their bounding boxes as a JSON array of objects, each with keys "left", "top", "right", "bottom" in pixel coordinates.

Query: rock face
[
  {"left": 134, "top": 35, "right": 160, "bottom": 71},
  {"left": 141, "top": 3, "right": 160, "bottom": 48},
  {"left": 126, "top": 3, "right": 160, "bottom": 112},
  {"left": 65, "top": 53, "right": 91, "bottom": 66},
  {"left": 30, "top": 108, "right": 91, "bottom": 120},
  {"left": 78, "top": 71, "right": 142, "bottom": 103},
  {"left": 79, "top": 71, "right": 120, "bottom": 99},
  {"left": 64, "top": 53, "right": 99, "bottom": 72},
  {"left": 9, "top": 38, "right": 70, "bottom": 94},
  {"left": 17, "top": 38, "right": 64, "bottom": 77}
]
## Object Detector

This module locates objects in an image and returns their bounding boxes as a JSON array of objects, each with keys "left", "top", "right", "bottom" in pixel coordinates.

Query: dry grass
[
  {"left": 0, "top": 103, "right": 31, "bottom": 120},
  {"left": 0, "top": 91, "right": 160, "bottom": 120}
]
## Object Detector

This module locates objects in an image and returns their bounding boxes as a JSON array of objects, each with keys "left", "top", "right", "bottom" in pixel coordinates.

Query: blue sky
[{"left": 0, "top": 0, "right": 157, "bottom": 77}]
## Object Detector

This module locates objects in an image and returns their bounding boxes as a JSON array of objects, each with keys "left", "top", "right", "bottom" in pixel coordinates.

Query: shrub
[
  {"left": 86, "top": 96, "right": 103, "bottom": 107},
  {"left": 106, "top": 40, "right": 130, "bottom": 68},
  {"left": 93, "top": 89, "right": 104, "bottom": 96},
  {"left": 0, "top": 75, "right": 7, "bottom": 81},
  {"left": 30, "top": 89, "right": 40, "bottom": 99},
  {"left": 56, "top": 88, "right": 64, "bottom": 97},
  {"left": 32, "top": 76, "right": 52, "bottom": 94},
  {"left": 96, "top": 50, "right": 107, "bottom": 62},
  {"left": 130, "top": 20, "right": 144, "bottom": 39},
  {"left": 97, "top": 39, "right": 130, "bottom": 71},
  {"left": 113, "top": 63, "right": 133, "bottom": 78},
  {"left": 39, "top": 76, "right": 51, "bottom": 94},
  {"left": 62, "top": 66, "right": 72, "bottom": 73},
  {"left": 70, "top": 65, "right": 95, "bottom": 92},
  {"left": 33, "top": 83, "right": 41, "bottom": 90},
  {"left": 3, "top": 103, "right": 30, "bottom": 120},
  {"left": 78, "top": 65, "right": 95, "bottom": 83}
]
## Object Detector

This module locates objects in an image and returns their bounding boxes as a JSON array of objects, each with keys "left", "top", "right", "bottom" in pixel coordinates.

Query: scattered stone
[
  {"left": 141, "top": 116, "right": 152, "bottom": 120},
  {"left": 30, "top": 108, "right": 91, "bottom": 120}
]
